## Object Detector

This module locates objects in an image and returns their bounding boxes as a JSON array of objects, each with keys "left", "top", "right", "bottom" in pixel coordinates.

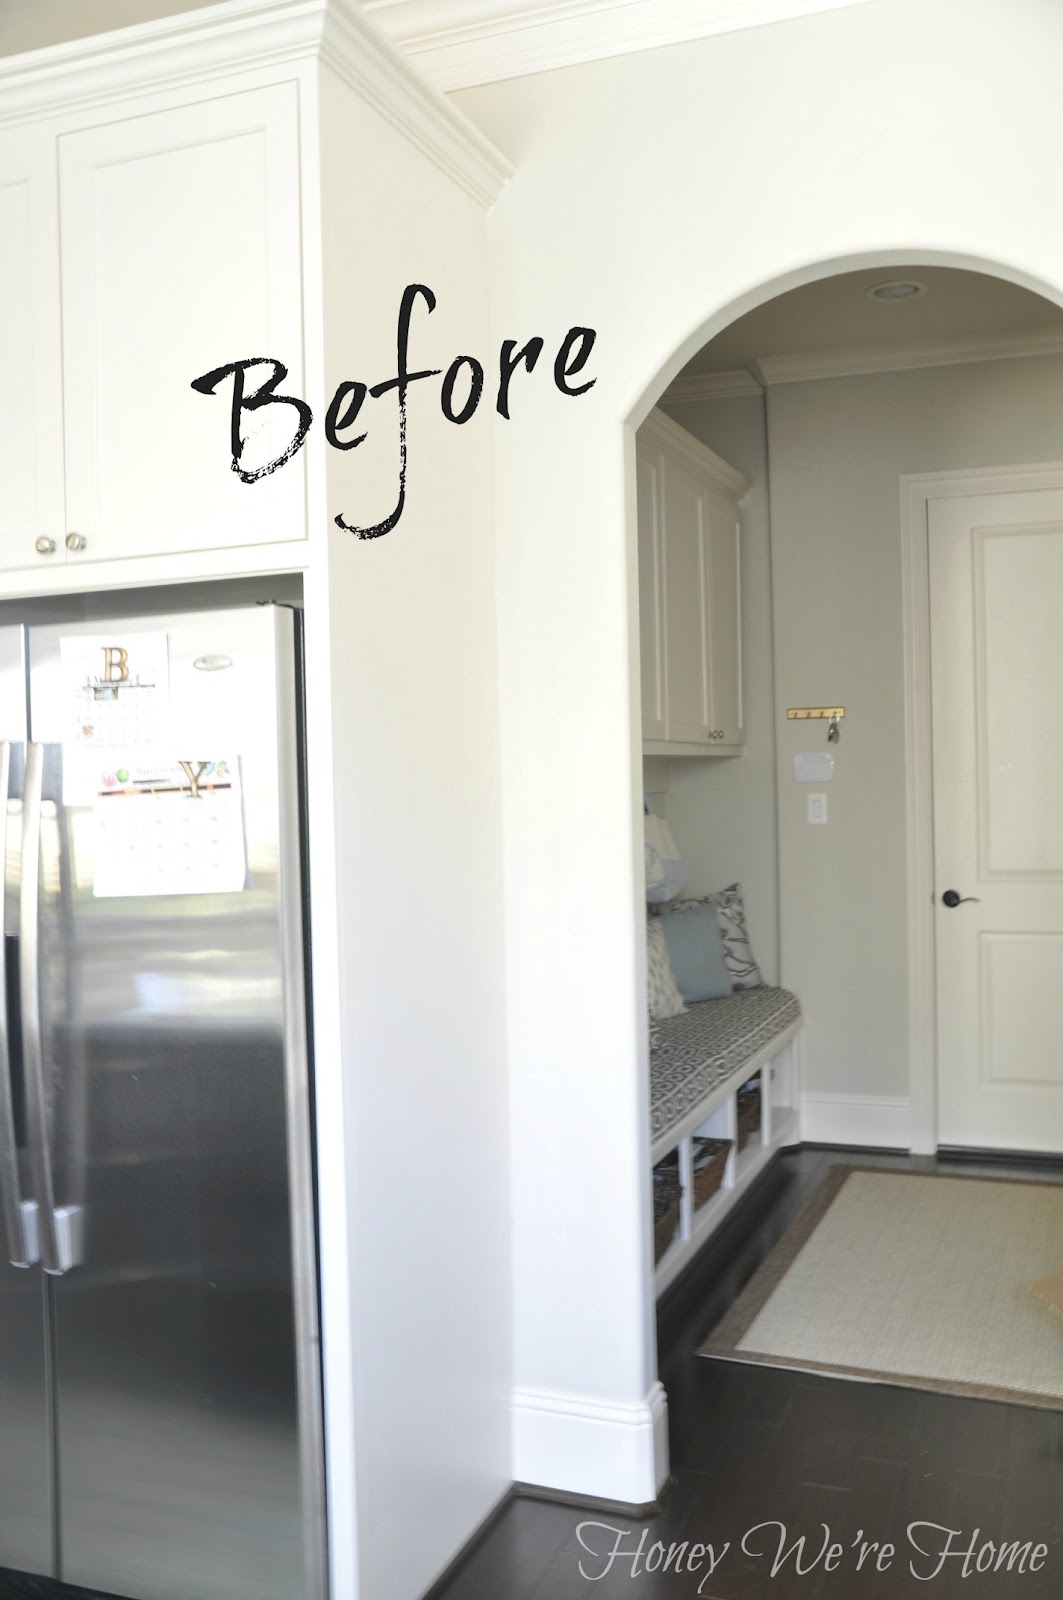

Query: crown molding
[
  {"left": 319, "top": 0, "right": 513, "bottom": 205},
  {"left": 0, "top": 0, "right": 512, "bottom": 207},
  {"left": 662, "top": 369, "right": 764, "bottom": 404},
  {"left": 754, "top": 327, "right": 1063, "bottom": 385},
  {"left": 640, "top": 406, "right": 751, "bottom": 499},
  {"left": 361, "top": 0, "right": 877, "bottom": 93}
]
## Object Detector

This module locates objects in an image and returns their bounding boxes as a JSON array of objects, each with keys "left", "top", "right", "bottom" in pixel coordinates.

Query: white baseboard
[
  {"left": 801, "top": 1092, "right": 912, "bottom": 1150},
  {"left": 512, "top": 1380, "right": 669, "bottom": 1506}
]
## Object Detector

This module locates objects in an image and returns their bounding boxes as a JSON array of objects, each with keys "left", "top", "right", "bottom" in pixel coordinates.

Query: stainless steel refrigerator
[{"left": 0, "top": 594, "right": 325, "bottom": 1600}]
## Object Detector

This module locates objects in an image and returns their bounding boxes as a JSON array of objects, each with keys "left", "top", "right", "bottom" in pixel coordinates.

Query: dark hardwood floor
[{"left": 432, "top": 1146, "right": 1063, "bottom": 1599}]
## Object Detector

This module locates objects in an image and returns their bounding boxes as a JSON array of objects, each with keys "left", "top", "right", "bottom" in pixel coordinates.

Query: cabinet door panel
[
  {"left": 705, "top": 489, "right": 742, "bottom": 745},
  {"left": 636, "top": 442, "right": 666, "bottom": 740},
  {"left": 662, "top": 457, "right": 710, "bottom": 745},
  {"left": 59, "top": 85, "right": 305, "bottom": 563},
  {"left": 0, "top": 130, "right": 66, "bottom": 572}
]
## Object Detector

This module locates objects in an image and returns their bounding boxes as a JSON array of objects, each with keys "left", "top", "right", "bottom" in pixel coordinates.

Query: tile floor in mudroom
[{"left": 432, "top": 1148, "right": 1063, "bottom": 1599}]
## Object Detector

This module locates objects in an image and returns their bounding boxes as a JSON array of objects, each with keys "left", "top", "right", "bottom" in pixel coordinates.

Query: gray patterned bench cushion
[{"left": 651, "top": 986, "right": 801, "bottom": 1145}]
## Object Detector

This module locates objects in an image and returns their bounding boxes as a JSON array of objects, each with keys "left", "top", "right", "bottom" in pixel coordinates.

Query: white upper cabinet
[
  {"left": 0, "top": 0, "right": 510, "bottom": 590},
  {"left": 703, "top": 479, "right": 743, "bottom": 746},
  {"left": 661, "top": 449, "right": 712, "bottom": 745},
  {"left": 0, "top": 82, "right": 304, "bottom": 576},
  {"left": 0, "top": 129, "right": 65, "bottom": 572},
  {"left": 59, "top": 85, "right": 305, "bottom": 565},
  {"left": 637, "top": 409, "right": 748, "bottom": 756},
  {"left": 636, "top": 438, "right": 666, "bottom": 741}
]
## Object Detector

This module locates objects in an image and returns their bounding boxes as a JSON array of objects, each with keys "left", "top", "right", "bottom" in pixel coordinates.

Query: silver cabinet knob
[
  {"left": 65, "top": 532, "right": 87, "bottom": 552},
  {"left": 34, "top": 537, "right": 57, "bottom": 556}
]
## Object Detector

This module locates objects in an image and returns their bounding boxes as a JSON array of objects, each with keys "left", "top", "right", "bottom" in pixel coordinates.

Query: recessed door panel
[
  {"left": 662, "top": 457, "right": 710, "bottom": 745},
  {"left": 59, "top": 87, "right": 305, "bottom": 563},
  {"left": 980, "top": 933, "right": 1063, "bottom": 1089},
  {"left": 979, "top": 525, "right": 1063, "bottom": 876},
  {"left": 636, "top": 443, "right": 666, "bottom": 741},
  {"left": 704, "top": 487, "right": 741, "bottom": 745},
  {"left": 0, "top": 130, "right": 65, "bottom": 572}
]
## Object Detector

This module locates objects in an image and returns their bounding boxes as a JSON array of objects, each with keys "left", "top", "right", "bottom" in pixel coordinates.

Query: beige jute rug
[{"left": 699, "top": 1166, "right": 1063, "bottom": 1410}]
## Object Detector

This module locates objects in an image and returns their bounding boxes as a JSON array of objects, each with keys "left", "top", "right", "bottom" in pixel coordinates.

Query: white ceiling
[{"left": 681, "top": 266, "right": 1063, "bottom": 378}]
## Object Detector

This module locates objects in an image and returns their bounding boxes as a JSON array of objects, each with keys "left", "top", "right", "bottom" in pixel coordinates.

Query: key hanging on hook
[{"left": 827, "top": 714, "right": 840, "bottom": 744}]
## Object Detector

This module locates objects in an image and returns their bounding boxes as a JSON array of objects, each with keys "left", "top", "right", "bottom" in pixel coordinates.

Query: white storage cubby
[{"left": 653, "top": 1026, "right": 802, "bottom": 1295}]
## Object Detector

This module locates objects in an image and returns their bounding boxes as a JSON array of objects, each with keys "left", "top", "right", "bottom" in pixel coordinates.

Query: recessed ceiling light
[{"left": 867, "top": 279, "right": 928, "bottom": 302}]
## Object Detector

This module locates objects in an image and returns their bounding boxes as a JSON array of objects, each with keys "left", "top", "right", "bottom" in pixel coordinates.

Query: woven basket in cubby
[
  {"left": 652, "top": 1164, "right": 682, "bottom": 1263},
  {"left": 691, "top": 1136, "right": 731, "bottom": 1208},
  {"left": 736, "top": 1082, "right": 762, "bottom": 1150}
]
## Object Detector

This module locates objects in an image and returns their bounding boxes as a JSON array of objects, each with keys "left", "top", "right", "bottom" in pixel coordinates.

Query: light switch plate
[
  {"left": 807, "top": 792, "right": 828, "bottom": 824},
  {"left": 794, "top": 751, "right": 834, "bottom": 782}
]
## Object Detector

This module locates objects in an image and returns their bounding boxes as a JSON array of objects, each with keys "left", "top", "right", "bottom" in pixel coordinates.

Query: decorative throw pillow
[
  {"left": 669, "top": 884, "right": 764, "bottom": 988},
  {"left": 644, "top": 808, "right": 689, "bottom": 904},
  {"left": 659, "top": 902, "right": 733, "bottom": 1003},
  {"left": 646, "top": 917, "right": 687, "bottom": 1020}
]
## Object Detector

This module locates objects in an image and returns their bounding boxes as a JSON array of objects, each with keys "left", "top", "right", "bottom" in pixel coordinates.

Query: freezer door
[
  {"left": 0, "top": 625, "right": 53, "bottom": 1579},
  {"left": 24, "top": 605, "right": 323, "bottom": 1600}
]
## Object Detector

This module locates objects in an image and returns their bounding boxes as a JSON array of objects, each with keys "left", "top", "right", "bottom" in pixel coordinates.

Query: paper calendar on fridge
[{"left": 92, "top": 754, "right": 247, "bottom": 898}]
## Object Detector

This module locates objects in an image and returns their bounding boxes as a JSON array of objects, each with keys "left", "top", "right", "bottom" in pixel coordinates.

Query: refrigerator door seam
[
  {"left": 0, "top": 740, "right": 39, "bottom": 1268},
  {"left": 19, "top": 744, "right": 77, "bottom": 1276}
]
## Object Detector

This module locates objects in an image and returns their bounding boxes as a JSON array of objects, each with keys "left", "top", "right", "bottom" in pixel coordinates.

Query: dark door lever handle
[{"left": 941, "top": 889, "right": 980, "bottom": 908}]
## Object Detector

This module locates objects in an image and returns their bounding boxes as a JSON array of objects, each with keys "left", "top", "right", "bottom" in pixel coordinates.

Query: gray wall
[{"left": 768, "top": 352, "right": 1063, "bottom": 1105}]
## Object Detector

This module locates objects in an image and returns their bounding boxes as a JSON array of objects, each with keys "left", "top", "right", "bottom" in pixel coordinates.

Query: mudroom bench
[{"left": 651, "top": 987, "right": 802, "bottom": 1294}]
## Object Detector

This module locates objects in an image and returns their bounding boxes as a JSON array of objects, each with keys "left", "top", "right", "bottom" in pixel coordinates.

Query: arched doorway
[{"left": 632, "top": 254, "right": 1063, "bottom": 1472}]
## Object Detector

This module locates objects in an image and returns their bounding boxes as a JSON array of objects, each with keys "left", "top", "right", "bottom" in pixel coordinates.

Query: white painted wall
[
  {"left": 456, "top": 0, "right": 1063, "bottom": 1504},
  {"left": 310, "top": 63, "right": 511, "bottom": 1600},
  {"left": 767, "top": 352, "right": 1063, "bottom": 1137},
  {"left": 657, "top": 395, "right": 779, "bottom": 985}
]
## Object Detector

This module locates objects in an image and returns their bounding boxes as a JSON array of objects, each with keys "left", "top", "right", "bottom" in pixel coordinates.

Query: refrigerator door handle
[
  {"left": 20, "top": 742, "right": 77, "bottom": 1275},
  {"left": 0, "top": 740, "right": 39, "bottom": 1267}
]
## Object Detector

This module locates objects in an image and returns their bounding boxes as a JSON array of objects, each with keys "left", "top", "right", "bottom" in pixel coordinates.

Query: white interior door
[{"left": 930, "top": 484, "right": 1063, "bottom": 1152}]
